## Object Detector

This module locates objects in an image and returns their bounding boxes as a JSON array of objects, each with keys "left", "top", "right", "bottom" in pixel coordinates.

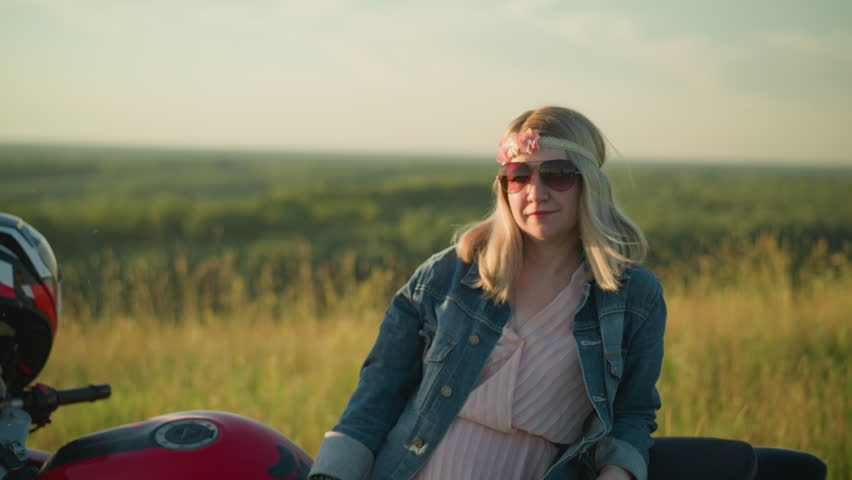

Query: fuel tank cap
[{"left": 154, "top": 419, "right": 220, "bottom": 450}]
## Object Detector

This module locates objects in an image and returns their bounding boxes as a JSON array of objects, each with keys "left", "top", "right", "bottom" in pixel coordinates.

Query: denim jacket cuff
[
  {"left": 595, "top": 436, "right": 647, "bottom": 480},
  {"left": 309, "top": 431, "right": 374, "bottom": 480}
]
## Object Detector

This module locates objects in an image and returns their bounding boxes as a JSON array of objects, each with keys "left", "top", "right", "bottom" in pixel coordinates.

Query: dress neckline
[{"left": 508, "top": 262, "right": 586, "bottom": 333}]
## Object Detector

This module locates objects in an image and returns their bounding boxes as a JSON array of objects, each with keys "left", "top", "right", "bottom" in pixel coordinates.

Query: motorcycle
[
  {"left": 0, "top": 383, "right": 313, "bottom": 480},
  {"left": 0, "top": 359, "right": 827, "bottom": 480},
  {"left": 1, "top": 382, "right": 828, "bottom": 480},
  {"left": 0, "top": 213, "right": 313, "bottom": 480}
]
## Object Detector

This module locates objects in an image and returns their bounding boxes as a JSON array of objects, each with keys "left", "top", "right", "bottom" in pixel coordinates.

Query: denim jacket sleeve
[
  {"left": 595, "top": 275, "right": 666, "bottom": 480},
  {"left": 309, "top": 263, "right": 429, "bottom": 480}
]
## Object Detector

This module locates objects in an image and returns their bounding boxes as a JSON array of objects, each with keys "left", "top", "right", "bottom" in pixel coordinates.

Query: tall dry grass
[
  {"left": 658, "top": 236, "right": 849, "bottom": 478},
  {"left": 28, "top": 236, "right": 850, "bottom": 478}
]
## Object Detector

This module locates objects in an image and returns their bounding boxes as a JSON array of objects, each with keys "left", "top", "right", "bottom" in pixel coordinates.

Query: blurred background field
[{"left": 2, "top": 144, "right": 850, "bottom": 478}]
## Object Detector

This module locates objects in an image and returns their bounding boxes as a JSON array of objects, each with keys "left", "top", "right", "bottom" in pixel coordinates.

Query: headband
[{"left": 497, "top": 128, "right": 600, "bottom": 167}]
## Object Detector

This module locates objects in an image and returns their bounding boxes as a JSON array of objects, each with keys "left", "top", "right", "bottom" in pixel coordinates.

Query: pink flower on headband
[
  {"left": 496, "top": 137, "right": 518, "bottom": 165},
  {"left": 518, "top": 128, "right": 540, "bottom": 154},
  {"left": 497, "top": 129, "right": 542, "bottom": 164},
  {"left": 497, "top": 144, "right": 511, "bottom": 164}
]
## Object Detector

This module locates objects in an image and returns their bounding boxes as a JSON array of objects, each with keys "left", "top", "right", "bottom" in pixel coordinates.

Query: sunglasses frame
[{"left": 497, "top": 159, "right": 581, "bottom": 194}]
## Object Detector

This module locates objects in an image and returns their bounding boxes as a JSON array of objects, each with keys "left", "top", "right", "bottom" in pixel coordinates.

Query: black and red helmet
[{"left": 0, "top": 213, "right": 60, "bottom": 392}]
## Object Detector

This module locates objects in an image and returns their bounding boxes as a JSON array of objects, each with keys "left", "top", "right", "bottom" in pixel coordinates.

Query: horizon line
[{"left": 1, "top": 139, "right": 850, "bottom": 168}]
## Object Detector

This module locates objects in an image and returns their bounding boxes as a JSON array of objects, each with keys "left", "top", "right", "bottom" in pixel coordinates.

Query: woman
[{"left": 309, "top": 106, "right": 665, "bottom": 480}]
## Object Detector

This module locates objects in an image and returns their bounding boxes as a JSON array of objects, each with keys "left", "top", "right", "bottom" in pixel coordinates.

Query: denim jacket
[{"left": 310, "top": 247, "right": 666, "bottom": 480}]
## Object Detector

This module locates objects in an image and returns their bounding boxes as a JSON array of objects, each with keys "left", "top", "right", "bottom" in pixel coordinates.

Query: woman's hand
[{"left": 596, "top": 464, "right": 633, "bottom": 480}]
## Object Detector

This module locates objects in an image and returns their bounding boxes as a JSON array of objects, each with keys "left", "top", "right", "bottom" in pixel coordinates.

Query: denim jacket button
[
  {"left": 412, "top": 437, "right": 425, "bottom": 448},
  {"left": 468, "top": 335, "right": 480, "bottom": 345},
  {"left": 440, "top": 386, "right": 453, "bottom": 397}
]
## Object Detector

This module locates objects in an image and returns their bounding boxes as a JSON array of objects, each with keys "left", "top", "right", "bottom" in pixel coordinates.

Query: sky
[{"left": 1, "top": 0, "right": 850, "bottom": 163}]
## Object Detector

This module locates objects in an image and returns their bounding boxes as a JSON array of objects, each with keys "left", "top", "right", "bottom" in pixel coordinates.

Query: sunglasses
[{"left": 497, "top": 160, "right": 581, "bottom": 194}]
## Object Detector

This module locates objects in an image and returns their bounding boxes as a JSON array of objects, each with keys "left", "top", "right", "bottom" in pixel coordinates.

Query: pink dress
[{"left": 413, "top": 265, "right": 594, "bottom": 480}]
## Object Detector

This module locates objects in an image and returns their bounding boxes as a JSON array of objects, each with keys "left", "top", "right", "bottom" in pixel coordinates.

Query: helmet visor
[
  {"left": 0, "top": 220, "right": 62, "bottom": 316},
  {"left": 20, "top": 223, "right": 61, "bottom": 315},
  {"left": 22, "top": 223, "right": 60, "bottom": 282}
]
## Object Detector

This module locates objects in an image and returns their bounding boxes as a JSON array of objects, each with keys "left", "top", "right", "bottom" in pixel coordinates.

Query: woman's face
[{"left": 505, "top": 147, "right": 582, "bottom": 245}]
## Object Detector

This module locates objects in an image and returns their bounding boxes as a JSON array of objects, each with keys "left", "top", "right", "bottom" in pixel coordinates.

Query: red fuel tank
[{"left": 38, "top": 411, "right": 313, "bottom": 480}]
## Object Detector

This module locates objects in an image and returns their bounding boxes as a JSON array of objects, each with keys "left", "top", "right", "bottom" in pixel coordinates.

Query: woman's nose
[{"left": 526, "top": 172, "right": 549, "bottom": 201}]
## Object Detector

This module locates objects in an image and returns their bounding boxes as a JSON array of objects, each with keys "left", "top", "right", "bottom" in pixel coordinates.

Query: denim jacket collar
[{"left": 460, "top": 263, "right": 481, "bottom": 289}]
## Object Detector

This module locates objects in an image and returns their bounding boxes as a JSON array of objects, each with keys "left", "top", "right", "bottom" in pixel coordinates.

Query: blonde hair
[{"left": 455, "top": 106, "right": 647, "bottom": 302}]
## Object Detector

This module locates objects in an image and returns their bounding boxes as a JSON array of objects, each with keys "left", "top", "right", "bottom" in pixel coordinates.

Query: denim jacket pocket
[
  {"left": 416, "top": 327, "right": 458, "bottom": 410},
  {"left": 605, "top": 354, "right": 624, "bottom": 380},
  {"left": 422, "top": 329, "right": 456, "bottom": 363}
]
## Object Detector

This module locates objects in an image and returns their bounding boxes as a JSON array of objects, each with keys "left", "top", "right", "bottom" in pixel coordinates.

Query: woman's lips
[{"left": 527, "top": 211, "right": 554, "bottom": 217}]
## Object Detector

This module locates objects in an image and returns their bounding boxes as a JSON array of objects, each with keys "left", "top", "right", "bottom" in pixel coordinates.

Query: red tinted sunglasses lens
[
  {"left": 499, "top": 160, "right": 579, "bottom": 193},
  {"left": 499, "top": 163, "right": 532, "bottom": 193},
  {"left": 539, "top": 160, "right": 580, "bottom": 191}
]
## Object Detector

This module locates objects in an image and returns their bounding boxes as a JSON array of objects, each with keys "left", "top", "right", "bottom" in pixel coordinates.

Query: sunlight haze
[{"left": 1, "top": 0, "right": 850, "bottom": 163}]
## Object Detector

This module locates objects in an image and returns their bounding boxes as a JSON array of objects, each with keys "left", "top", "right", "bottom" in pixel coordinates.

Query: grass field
[
  {"left": 29, "top": 239, "right": 851, "bottom": 478},
  {"left": 2, "top": 144, "right": 850, "bottom": 478}
]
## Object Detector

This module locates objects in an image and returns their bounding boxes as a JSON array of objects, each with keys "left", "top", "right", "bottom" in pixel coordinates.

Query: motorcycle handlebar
[
  {"left": 54, "top": 384, "right": 112, "bottom": 405},
  {"left": 0, "top": 383, "right": 112, "bottom": 426}
]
